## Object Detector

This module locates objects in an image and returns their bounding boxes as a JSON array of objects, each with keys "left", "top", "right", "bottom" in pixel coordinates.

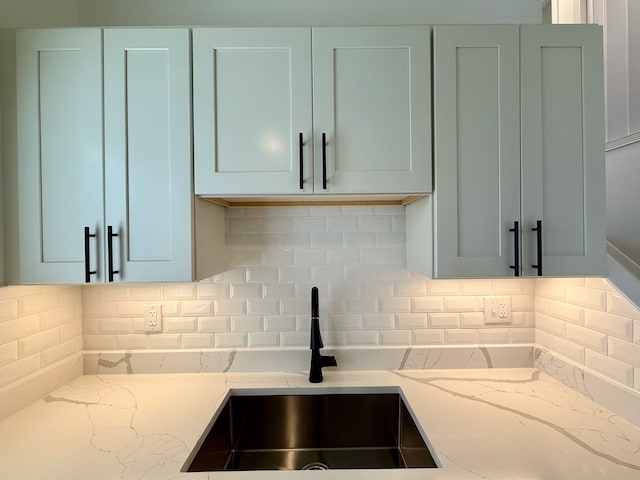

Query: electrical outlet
[
  {"left": 144, "top": 305, "right": 163, "bottom": 333},
  {"left": 483, "top": 297, "right": 512, "bottom": 324}
]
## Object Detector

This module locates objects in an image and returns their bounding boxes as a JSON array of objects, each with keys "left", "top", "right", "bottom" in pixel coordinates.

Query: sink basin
[{"left": 183, "top": 388, "right": 439, "bottom": 471}]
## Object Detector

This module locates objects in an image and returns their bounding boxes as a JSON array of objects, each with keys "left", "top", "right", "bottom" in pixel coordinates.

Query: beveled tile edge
[
  {"left": 535, "top": 347, "right": 640, "bottom": 428},
  {"left": 0, "top": 354, "right": 82, "bottom": 421}
]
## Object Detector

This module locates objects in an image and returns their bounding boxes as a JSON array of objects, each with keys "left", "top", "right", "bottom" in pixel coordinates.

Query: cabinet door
[
  {"left": 16, "top": 29, "right": 103, "bottom": 283},
  {"left": 433, "top": 26, "right": 520, "bottom": 277},
  {"left": 193, "top": 28, "right": 312, "bottom": 195},
  {"left": 312, "top": 27, "right": 431, "bottom": 194},
  {"left": 104, "top": 29, "right": 193, "bottom": 282},
  {"left": 521, "top": 25, "right": 606, "bottom": 277}
]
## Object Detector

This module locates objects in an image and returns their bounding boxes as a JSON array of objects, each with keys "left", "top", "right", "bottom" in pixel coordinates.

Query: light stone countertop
[{"left": 0, "top": 369, "right": 639, "bottom": 480}]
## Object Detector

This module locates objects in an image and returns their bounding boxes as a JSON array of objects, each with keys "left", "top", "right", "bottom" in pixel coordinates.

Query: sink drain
[{"left": 301, "top": 462, "right": 330, "bottom": 470}]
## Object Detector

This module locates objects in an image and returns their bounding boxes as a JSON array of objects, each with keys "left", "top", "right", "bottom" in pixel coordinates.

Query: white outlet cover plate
[
  {"left": 483, "top": 296, "right": 511, "bottom": 324},
  {"left": 144, "top": 304, "right": 163, "bottom": 333}
]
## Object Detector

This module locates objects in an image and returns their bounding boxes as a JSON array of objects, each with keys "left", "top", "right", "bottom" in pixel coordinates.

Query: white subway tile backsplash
[
  {"left": 215, "top": 333, "right": 247, "bottom": 348},
  {"left": 230, "top": 284, "right": 263, "bottom": 299},
  {"left": 0, "top": 342, "right": 18, "bottom": 367},
  {"left": 359, "top": 216, "right": 392, "bottom": 232},
  {"left": 149, "top": 334, "right": 181, "bottom": 349},
  {"left": 280, "top": 331, "right": 309, "bottom": 347},
  {"left": 376, "top": 232, "right": 405, "bottom": 248},
  {"left": 40, "top": 338, "right": 81, "bottom": 367},
  {"left": 535, "top": 279, "right": 566, "bottom": 301},
  {"left": 115, "top": 301, "right": 147, "bottom": 317},
  {"left": 635, "top": 321, "right": 640, "bottom": 344},
  {"left": 584, "top": 310, "right": 633, "bottom": 340},
  {"left": 608, "top": 337, "right": 640, "bottom": 367},
  {"left": 294, "top": 250, "right": 327, "bottom": 267},
  {"left": 444, "top": 296, "right": 480, "bottom": 312},
  {"left": 262, "top": 250, "right": 295, "bottom": 266},
  {"left": 343, "top": 232, "right": 376, "bottom": 248},
  {"left": 459, "top": 279, "right": 492, "bottom": 295},
  {"left": 163, "top": 284, "right": 196, "bottom": 300},
  {"left": 428, "top": 313, "right": 460, "bottom": 329},
  {"left": 328, "top": 314, "right": 362, "bottom": 330},
  {"left": 426, "top": 279, "right": 459, "bottom": 295},
  {"left": 40, "top": 305, "right": 77, "bottom": 329},
  {"left": 18, "top": 329, "right": 59, "bottom": 358},
  {"left": 380, "top": 330, "right": 412, "bottom": 345},
  {"left": 247, "top": 300, "right": 280, "bottom": 315},
  {"left": 363, "top": 314, "right": 395, "bottom": 330},
  {"left": 546, "top": 298, "right": 584, "bottom": 325},
  {"left": 327, "top": 216, "right": 357, "bottom": 232},
  {"left": 183, "top": 300, "right": 216, "bottom": 316},
  {"left": 278, "top": 232, "right": 311, "bottom": 249},
  {"left": 83, "top": 335, "right": 117, "bottom": 350},
  {"left": 360, "top": 248, "right": 394, "bottom": 265},
  {"left": 311, "top": 232, "right": 343, "bottom": 248},
  {"left": 247, "top": 266, "right": 280, "bottom": 283},
  {"left": 0, "top": 316, "right": 40, "bottom": 344},
  {"left": 228, "top": 217, "right": 262, "bottom": 233},
  {"left": 477, "top": 329, "right": 510, "bottom": 344},
  {"left": 165, "top": 317, "right": 197, "bottom": 333},
  {"left": 396, "top": 313, "right": 427, "bottom": 329},
  {"left": 116, "top": 334, "right": 149, "bottom": 350},
  {"left": 196, "top": 283, "right": 229, "bottom": 299},
  {"left": 0, "top": 299, "right": 18, "bottom": 322},
  {"left": 295, "top": 217, "right": 327, "bottom": 233},
  {"left": 394, "top": 280, "right": 427, "bottom": 296},
  {"left": 412, "top": 296, "right": 444, "bottom": 313},
  {"left": 509, "top": 328, "right": 535, "bottom": 343},
  {"left": 198, "top": 316, "right": 230, "bottom": 333},
  {"left": 248, "top": 332, "right": 280, "bottom": 347},
  {"left": 460, "top": 313, "right": 485, "bottom": 328},
  {"left": 0, "top": 356, "right": 40, "bottom": 389},
  {"left": 607, "top": 292, "right": 640, "bottom": 320},
  {"left": 327, "top": 249, "right": 359, "bottom": 265},
  {"left": 262, "top": 217, "right": 294, "bottom": 233},
  {"left": 345, "top": 298, "right": 378, "bottom": 314},
  {"left": 444, "top": 329, "right": 477, "bottom": 344},
  {"left": 231, "top": 315, "right": 264, "bottom": 332},
  {"left": 346, "top": 330, "right": 380, "bottom": 345},
  {"left": 264, "top": 315, "right": 296, "bottom": 332},
  {"left": 99, "top": 318, "right": 132, "bottom": 334},
  {"left": 181, "top": 333, "right": 213, "bottom": 349},
  {"left": 18, "top": 293, "right": 58, "bottom": 316},
  {"left": 379, "top": 297, "right": 411, "bottom": 314},
  {"left": 263, "top": 283, "right": 295, "bottom": 299},
  {"left": 311, "top": 266, "right": 344, "bottom": 282},
  {"left": 585, "top": 350, "right": 634, "bottom": 387},
  {"left": 413, "top": 329, "right": 445, "bottom": 345},
  {"left": 535, "top": 330, "right": 585, "bottom": 364},
  {"left": 536, "top": 313, "right": 567, "bottom": 337},
  {"left": 635, "top": 368, "right": 640, "bottom": 391},
  {"left": 566, "top": 324, "right": 607, "bottom": 354},
  {"left": 565, "top": 285, "right": 607, "bottom": 311},
  {"left": 129, "top": 285, "right": 163, "bottom": 300}
]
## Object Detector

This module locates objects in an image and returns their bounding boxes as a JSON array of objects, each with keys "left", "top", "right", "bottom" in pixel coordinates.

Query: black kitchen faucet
[{"left": 309, "top": 287, "right": 337, "bottom": 383}]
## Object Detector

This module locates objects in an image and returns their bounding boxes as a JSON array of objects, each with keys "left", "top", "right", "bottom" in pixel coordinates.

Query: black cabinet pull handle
[
  {"left": 84, "top": 227, "right": 97, "bottom": 283},
  {"left": 531, "top": 220, "right": 542, "bottom": 276},
  {"left": 299, "top": 132, "right": 304, "bottom": 190},
  {"left": 322, "top": 133, "right": 327, "bottom": 190},
  {"left": 107, "top": 225, "right": 120, "bottom": 282},
  {"left": 509, "top": 221, "right": 520, "bottom": 277}
]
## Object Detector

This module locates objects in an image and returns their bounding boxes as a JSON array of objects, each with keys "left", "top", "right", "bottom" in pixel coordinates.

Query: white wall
[
  {"left": 0, "top": 0, "right": 79, "bottom": 27},
  {"left": 77, "top": 0, "right": 542, "bottom": 26}
]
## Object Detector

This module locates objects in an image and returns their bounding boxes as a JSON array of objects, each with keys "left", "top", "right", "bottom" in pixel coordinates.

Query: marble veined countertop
[{"left": 0, "top": 369, "right": 639, "bottom": 480}]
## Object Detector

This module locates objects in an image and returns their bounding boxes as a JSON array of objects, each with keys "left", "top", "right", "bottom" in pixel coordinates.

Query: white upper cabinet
[
  {"left": 193, "top": 26, "right": 432, "bottom": 197},
  {"left": 104, "top": 28, "right": 196, "bottom": 282},
  {"left": 193, "top": 28, "right": 313, "bottom": 195},
  {"left": 520, "top": 25, "right": 606, "bottom": 277},
  {"left": 418, "top": 24, "right": 605, "bottom": 279},
  {"left": 432, "top": 26, "right": 520, "bottom": 278},
  {"left": 312, "top": 27, "right": 431, "bottom": 194},
  {"left": 12, "top": 29, "right": 104, "bottom": 283},
  {"left": 3, "top": 28, "right": 224, "bottom": 284}
]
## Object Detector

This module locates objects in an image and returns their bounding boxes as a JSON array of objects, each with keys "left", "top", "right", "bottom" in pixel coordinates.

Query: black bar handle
[
  {"left": 531, "top": 220, "right": 542, "bottom": 276},
  {"left": 84, "top": 227, "right": 97, "bottom": 283},
  {"left": 322, "top": 132, "right": 327, "bottom": 190},
  {"left": 299, "top": 132, "right": 304, "bottom": 190},
  {"left": 509, "top": 221, "right": 520, "bottom": 277},
  {"left": 107, "top": 225, "right": 120, "bottom": 282}
]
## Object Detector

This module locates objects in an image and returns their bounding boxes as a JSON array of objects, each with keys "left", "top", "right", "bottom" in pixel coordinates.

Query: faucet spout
[{"left": 309, "top": 287, "right": 337, "bottom": 383}]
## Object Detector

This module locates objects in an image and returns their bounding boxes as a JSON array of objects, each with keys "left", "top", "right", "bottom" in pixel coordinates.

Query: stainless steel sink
[{"left": 183, "top": 388, "right": 439, "bottom": 471}]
